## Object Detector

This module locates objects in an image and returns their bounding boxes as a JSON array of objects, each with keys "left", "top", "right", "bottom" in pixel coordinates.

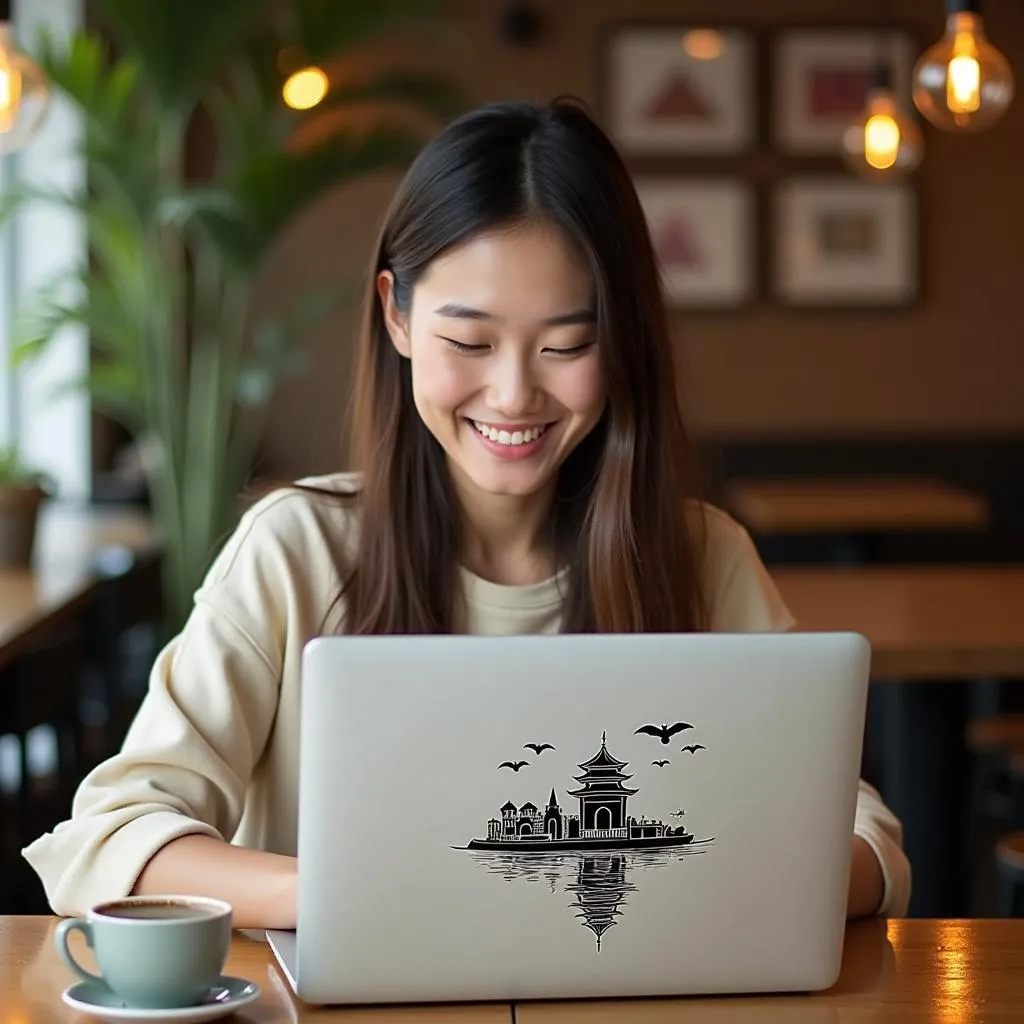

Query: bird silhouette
[
  {"left": 523, "top": 743, "right": 555, "bottom": 755},
  {"left": 670, "top": 809, "right": 687, "bottom": 819},
  {"left": 681, "top": 744, "right": 706, "bottom": 754},
  {"left": 498, "top": 760, "right": 529, "bottom": 772},
  {"left": 635, "top": 722, "right": 694, "bottom": 744},
  {"left": 651, "top": 759, "right": 670, "bottom": 767}
]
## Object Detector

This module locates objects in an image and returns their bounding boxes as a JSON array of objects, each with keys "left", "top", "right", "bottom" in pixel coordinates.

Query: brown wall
[{"left": 253, "top": 0, "right": 1024, "bottom": 480}]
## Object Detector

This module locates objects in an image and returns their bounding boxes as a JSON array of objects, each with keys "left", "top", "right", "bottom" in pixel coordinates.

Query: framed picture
[
  {"left": 603, "top": 25, "right": 756, "bottom": 155},
  {"left": 772, "top": 29, "right": 917, "bottom": 154},
  {"left": 771, "top": 177, "right": 918, "bottom": 307},
  {"left": 635, "top": 177, "right": 757, "bottom": 309}
]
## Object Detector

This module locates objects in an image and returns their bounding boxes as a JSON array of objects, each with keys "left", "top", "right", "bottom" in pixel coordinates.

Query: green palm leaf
[
  {"left": 232, "top": 126, "right": 424, "bottom": 264},
  {"left": 0, "top": 182, "right": 82, "bottom": 229},
  {"left": 48, "top": 362, "right": 146, "bottom": 431},
  {"left": 11, "top": 285, "right": 146, "bottom": 430},
  {"left": 95, "top": 0, "right": 265, "bottom": 119},
  {"left": 32, "top": 30, "right": 141, "bottom": 139}
]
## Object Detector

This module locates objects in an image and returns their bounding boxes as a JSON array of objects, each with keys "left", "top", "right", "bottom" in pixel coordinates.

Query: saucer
[{"left": 61, "top": 975, "right": 260, "bottom": 1023}]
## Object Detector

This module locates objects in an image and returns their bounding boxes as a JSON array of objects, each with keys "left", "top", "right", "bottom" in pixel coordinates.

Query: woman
[{"left": 24, "top": 98, "right": 910, "bottom": 927}]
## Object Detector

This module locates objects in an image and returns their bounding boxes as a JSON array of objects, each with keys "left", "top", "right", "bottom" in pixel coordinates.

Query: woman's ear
[{"left": 377, "top": 270, "right": 411, "bottom": 359}]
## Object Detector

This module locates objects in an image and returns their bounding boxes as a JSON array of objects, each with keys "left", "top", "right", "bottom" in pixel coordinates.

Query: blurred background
[{"left": 0, "top": 0, "right": 1022, "bottom": 920}]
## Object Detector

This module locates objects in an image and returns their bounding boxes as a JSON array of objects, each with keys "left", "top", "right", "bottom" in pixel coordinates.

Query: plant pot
[{"left": 0, "top": 483, "right": 47, "bottom": 568}]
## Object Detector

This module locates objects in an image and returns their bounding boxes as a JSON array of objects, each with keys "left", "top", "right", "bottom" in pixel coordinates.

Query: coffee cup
[{"left": 54, "top": 895, "right": 232, "bottom": 1009}]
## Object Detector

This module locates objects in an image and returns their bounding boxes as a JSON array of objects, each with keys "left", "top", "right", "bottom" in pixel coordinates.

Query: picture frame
[
  {"left": 771, "top": 177, "right": 918, "bottom": 308},
  {"left": 603, "top": 24, "right": 757, "bottom": 155},
  {"left": 635, "top": 176, "right": 757, "bottom": 309},
  {"left": 772, "top": 28, "right": 918, "bottom": 154}
]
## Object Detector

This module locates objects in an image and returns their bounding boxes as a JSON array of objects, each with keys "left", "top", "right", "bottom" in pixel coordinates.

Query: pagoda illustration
[{"left": 466, "top": 732, "right": 698, "bottom": 851}]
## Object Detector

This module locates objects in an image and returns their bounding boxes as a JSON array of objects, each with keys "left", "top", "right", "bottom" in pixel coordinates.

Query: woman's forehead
[{"left": 416, "top": 223, "right": 594, "bottom": 316}]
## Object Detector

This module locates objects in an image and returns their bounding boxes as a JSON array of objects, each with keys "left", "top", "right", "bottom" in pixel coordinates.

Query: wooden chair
[
  {"left": 995, "top": 833, "right": 1024, "bottom": 917},
  {"left": 84, "top": 547, "right": 163, "bottom": 757},
  {"left": 0, "top": 623, "right": 89, "bottom": 912},
  {"left": 966, "top": 713, "right": 1024, "bottom": 820},
  {"left": 1006, "top": 748, "right": 1024, "bottom": 830},
  {"left": 0, "top": 625, "right": 89, "bottom": 820},
  {"left": 967, "top": 714, "right": 1024, "bottom": 753}
]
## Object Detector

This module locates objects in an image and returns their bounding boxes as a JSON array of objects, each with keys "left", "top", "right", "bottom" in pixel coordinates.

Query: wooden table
[
  {"left": 3, "top": 916, "right": 1023, "bottom": 1021},
  {"left": 772, "top": 564, "right": 1024, "bottom": 679},
  {"left": 0, "top": 501, "right": 158, "bottom": 671},
  {"left": 726, "top": 476, "right": 990, "bottom": 535}
]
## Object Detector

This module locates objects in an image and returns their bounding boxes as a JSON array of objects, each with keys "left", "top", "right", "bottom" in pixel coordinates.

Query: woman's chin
[{"left": 450, "top": 456, "right": 557, "bottom": 501}]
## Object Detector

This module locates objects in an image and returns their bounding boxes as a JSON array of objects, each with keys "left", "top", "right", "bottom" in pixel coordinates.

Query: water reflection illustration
[{"left": 466, "top": 846, "right": 709, "bottom": 950}]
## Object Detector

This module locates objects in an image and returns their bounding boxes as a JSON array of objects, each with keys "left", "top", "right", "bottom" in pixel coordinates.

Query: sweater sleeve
[
  {"left": 854, "top": 780, "right": 911, "bottom": 916},
  {"left": 21, "top": 492, "right": 298, "bottom": 917},
  {"left": 701, "top": 504, "right": 912, "bottom": 917}
]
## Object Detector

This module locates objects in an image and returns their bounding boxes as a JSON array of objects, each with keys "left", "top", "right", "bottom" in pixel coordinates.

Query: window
[{"left": 1, "top": 0, "right": 89, "bottom": 498}]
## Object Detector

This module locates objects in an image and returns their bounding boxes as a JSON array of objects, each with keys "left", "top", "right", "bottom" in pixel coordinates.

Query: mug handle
[{"left": 54, "top": 919, "right": 106, "bottom": 987}]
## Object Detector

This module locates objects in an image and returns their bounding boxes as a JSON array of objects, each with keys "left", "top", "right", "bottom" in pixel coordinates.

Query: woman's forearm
[
  {"left": 131, "top": 832, "right": 881, "bottom": 930},
  {"left": 847, "top": 835, "right": 884, "bottom": 919},
  {"left": 131, "top": 834, "right": 297, "bottom": 930}
]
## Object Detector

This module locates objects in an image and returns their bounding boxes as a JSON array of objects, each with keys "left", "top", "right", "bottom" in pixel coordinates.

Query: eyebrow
[{"left": 433, "top": 302, "right": 596, "bottom": 326}]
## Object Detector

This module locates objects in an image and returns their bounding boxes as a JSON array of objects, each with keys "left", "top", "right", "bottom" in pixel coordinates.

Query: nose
[{"left": 485, "top": 348, "right": 542, "bottom": 417}]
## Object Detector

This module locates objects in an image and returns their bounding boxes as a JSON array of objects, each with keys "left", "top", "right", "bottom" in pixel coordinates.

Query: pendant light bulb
[
  {"left": 0, "top": 15, "right": 52, "bottom": 154},
  {"left": 841, "top": 83, "right": 924, "bottom": 180},
  {"left": 912, "top": 4, "right": 1014, "bottom": 131}
]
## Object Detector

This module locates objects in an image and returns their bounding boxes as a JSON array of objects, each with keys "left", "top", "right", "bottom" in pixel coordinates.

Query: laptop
[{"left": 267, "top": 631, "right": 870, "bottom": 1005}]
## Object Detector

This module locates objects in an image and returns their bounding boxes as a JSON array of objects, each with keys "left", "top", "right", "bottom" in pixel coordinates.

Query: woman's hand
[{"left": 847, "top": 835, "right": 885, "bottom": 919}]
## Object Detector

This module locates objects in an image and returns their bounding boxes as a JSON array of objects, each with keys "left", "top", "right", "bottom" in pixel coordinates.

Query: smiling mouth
[{"left": 469, "top": 420, "right": 552, "bottom": 447}]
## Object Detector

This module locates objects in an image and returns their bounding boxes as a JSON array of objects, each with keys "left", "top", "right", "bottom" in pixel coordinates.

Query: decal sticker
[{"left": 456, "top": 730, "right": 714, "bottom": 950}]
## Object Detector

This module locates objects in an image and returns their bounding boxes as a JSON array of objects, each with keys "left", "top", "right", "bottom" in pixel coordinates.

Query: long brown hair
[{"left": 321, "top": 98, "right": 707, "bottom": 634}]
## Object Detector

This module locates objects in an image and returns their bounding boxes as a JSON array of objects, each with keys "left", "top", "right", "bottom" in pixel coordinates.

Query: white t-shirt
[{"left": 22, "top": 474, "right": 911, "bottom": 916}]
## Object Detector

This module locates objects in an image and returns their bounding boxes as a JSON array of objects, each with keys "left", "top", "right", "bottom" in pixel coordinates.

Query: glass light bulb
[
  {"left": 864, "top": 112, "right": 901, "bottom": 168},
  {"left": 282, "top": 66, "right": 328, "bottom": 110},
  {"left": 0, "top": 24, "right": 51, "bottom": 153},
  {"left": 841, "top": 88, "right": 924, "bottom": 180},
  {"left": 912, "top": 11, "right": 1014, "bottom": 131}
]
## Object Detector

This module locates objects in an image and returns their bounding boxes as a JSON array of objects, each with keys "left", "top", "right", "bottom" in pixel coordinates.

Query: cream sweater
[{"left": 23, "top": 474, "right": 911, "bottom": 917}]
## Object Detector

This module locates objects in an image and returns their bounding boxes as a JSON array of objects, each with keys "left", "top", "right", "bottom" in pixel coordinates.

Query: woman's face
[{"left": 379, "top": 221, "right": 607, "bottom": 506}]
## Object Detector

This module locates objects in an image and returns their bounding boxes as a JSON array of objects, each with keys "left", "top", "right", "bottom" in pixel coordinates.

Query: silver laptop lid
[{"left": 293, "top": 632, "right": 869, "bottom": 1004}]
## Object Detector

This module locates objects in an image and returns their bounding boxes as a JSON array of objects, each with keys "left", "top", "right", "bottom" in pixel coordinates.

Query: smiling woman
[
  {"left": 23, "top": 98, "right": 910, "bottom": 930},
  {"left": 379, "top": 223, "right": 606, "bottom": 587},
  {"left": 346, "top": 99, "right": 705, "bottom": 634},
  {"left": 378, "top": 223, "right": 605, "bottom": 554}
]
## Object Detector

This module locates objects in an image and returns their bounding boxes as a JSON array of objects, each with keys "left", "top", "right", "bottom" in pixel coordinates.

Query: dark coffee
[{"left": 98, "top": 902, "right": 218, "bottom": 921}]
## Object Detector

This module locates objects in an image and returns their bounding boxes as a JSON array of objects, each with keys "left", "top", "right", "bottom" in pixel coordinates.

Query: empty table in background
[{"left": 725, "top": 476, "right": 989, "bottom": 535}]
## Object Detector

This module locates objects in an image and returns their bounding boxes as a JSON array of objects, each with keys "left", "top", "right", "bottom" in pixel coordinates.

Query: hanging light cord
[{"left": 872, "top": 0, "right": 896, "bottom": 92}]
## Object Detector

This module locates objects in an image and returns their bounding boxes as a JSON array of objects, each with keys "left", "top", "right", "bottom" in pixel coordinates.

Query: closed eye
[
  {"left": 441, "top": 338, "right": 596, "bottom": 356},
  {"left": 441, "top": 337, "right": 489, "bottom": 354},
  {"left": 543, "top": 342, "right": 597, "bottom": 357}
]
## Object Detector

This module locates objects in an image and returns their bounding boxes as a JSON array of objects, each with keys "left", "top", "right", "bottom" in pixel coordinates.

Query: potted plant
[
  {"left": 2, "top": 0, "right": 461, "bottom": 628},
  {"left": 0, "top": 444, "right": 51, "bottom": 568}
]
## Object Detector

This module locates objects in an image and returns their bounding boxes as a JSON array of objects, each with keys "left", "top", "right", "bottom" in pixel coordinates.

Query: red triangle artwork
[
  {"left": 807, "top": 67, "right": 873, "bottom": 117},
  {"left": 654, "top": 214, "right": 704, "bottom": 270},
  {"left": 645, "top": 71, "right": 716, "bottom": 122}
]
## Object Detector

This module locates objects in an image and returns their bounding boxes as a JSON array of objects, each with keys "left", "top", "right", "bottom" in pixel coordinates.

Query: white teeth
[{"left": 473, "top": 421, "right": 547, "bottom": 446}]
